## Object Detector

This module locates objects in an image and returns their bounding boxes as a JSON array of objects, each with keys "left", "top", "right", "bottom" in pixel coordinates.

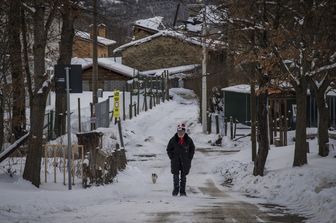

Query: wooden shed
[{"left": 221, "top": 84, "right": 336, "bottom": 129}]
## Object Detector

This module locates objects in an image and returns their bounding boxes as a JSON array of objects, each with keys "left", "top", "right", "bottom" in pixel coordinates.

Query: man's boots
[
  {"left": 172, "top": 174, "right": 179, "bottom": 196},
  {"left": 180, "top": 174, "right": 187, "bottom": 196}
]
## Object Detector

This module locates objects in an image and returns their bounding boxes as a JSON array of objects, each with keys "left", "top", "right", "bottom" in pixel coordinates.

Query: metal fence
[
  {"left": 95, "top": 99, "right": 110, "bottom": 128},
  {"left": 43, "top": 110, "right": 54, "bottom": 140}
]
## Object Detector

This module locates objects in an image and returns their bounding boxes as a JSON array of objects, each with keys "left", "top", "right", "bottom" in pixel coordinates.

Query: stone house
[
  {"left": 73, "top": 24, "right": 116, "bottom": 58},
  {"left": 133, "top": 16, "right": 164, "bottom": 40},
  {"left": 71, "top": 57, "right": 136, "bottom": 91},
  {"left": 113, "top": 30, "right": 228, "bottom": 100}
]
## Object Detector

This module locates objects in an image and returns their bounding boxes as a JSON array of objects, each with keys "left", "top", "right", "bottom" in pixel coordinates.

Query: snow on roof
[
  {"left": 113, "top": 30, "right": 225, "bottom": 53},
  {"left": 222, "top": 84, "right": 336, "bottom": 97},
  {"left": 75, "top": 31, "right": 116, "bottom": 46},
  {"left": 184, "top": 5, "right": 227, "bottom": 33},
  {"left": 71, "top": 57, "right": 137, "bottom": 78},
  {"left": 139, "top": 64, "right": 200, "bottom": 77},
  {"left": 185, "top": 18, "right": 202, "bottom": 33},
  {"left": 134, "top": 16, "right": 165, "bottom": 32},
  {"left": 221, "top": 84, "right": 251, "bottom": 94},
  {"left": 71, "top": 57, "right": 93, "bottom": 70}
]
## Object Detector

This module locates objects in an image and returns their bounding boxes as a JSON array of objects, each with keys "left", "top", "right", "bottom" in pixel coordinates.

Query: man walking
[{"left": 167, "top": 123, "right": 195, "bottom": 196}]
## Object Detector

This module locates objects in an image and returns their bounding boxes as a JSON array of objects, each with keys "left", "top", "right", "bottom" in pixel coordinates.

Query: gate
[{"left": 95, "top": 99, "right": 110, "bottom": 128}]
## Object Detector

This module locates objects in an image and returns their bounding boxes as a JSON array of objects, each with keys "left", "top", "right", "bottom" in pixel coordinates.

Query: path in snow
[
  {"left": 121, "top": 99, "right": 307, "bottom": 223},
  {"left": 0, "top": 94, "right": 308, "bottom": 223}
]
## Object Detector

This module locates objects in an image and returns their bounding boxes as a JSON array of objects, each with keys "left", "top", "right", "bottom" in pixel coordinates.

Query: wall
[
  {"left": 122, "top": 36, "right": 202, "bottom": 70},
  {"left": 81, "top": 66, "right": 130, "bottom": 90},
  {"left": 73, "top": 38, "right": 109, "bottom": 58},
  {"left": 133, "top": 28, "right": 156, "bottom": 40},
  {"left": 121, "top": 35, "right": 232, "bottom": 103}
]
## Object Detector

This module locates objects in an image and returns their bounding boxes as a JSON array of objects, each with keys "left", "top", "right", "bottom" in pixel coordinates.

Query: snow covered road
[{"left": 0, "top": 90, "right": 308, "bottom": 222}]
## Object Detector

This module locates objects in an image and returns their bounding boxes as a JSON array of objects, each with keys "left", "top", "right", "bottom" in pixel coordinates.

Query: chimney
[
  {"left": 89, "top": 23, "right": 107, "bottom": 38},
  {"left": 97, "top": 23, "right": 107, "bottom": 37},
  {"left": 89, "top": 24, "right": 93, "bottom": 39}
]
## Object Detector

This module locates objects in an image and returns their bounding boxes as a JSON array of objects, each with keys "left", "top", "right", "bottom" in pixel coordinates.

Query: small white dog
[{"left": 152, "top": 173, "right": 158, "bottom": 184}]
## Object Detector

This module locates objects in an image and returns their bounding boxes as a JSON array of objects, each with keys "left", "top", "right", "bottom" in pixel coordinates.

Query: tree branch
[
  {"left": 44, "top": 1, "right": 60, "bottom": 37},
  {"left": 307, "top": 62, "right": 336, "bottom": 76}
]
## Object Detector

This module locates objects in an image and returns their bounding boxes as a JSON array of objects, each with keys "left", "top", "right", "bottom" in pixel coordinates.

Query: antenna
[{"left": 173, "top": 3, "right": 180, "bottom": 28}]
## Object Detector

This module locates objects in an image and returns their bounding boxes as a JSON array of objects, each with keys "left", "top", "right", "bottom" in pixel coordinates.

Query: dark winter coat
[{"left": 166, "top": 133, "right": 195, "bottom": 175}]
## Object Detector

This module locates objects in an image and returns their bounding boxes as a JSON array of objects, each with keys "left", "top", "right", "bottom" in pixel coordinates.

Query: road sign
[
  {"left": 55, "top": 64, "right": 82, "bottom": 93},
  {"left": 114, "top": 90, "right": 120, "bottom": 118}
]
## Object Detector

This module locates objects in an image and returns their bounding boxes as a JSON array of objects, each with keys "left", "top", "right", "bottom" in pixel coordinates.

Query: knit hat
[{"left": 177, "top": 123, "right": 186, "bottom": 131}]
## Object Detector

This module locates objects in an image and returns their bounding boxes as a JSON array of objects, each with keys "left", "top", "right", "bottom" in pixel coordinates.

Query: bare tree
[
  {"left": 0, "top": 1, "right": 10, "bottom": 150},
  {"left": 54, "top": 0, "right": 81, "bottom": 137},
  {"left": 225, "top": 0, "right": 275, "bottom": 176},
  {"left": 224, "top": 0, "right": 336, "bottom": 171},
  {"left": 270, "top": 1, "right": 336, "bottom": 164},
  {"left": 8, "top": 0, "right": 26, "bottom": 141},
  {"left": 23, "top": 0, "right": 59, "bottom": 187},
  {"left": 307, "top": 2, "right": 336, "bottom": 157},
  {"left": 310, "top": 75, "right": 332, "bottom": 157}
]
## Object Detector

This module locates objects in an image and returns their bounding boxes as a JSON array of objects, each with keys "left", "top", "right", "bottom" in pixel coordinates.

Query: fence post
[
  {"left": 161, "top": 73, "right": 165, "bottom": 103},
  {"left": 149, "top": 93, "right": 153, "bottom": 110},
  {"left": 207, "top": 112, "right": 212, "bottom": 134},
  {"left": 166, "top": 71, "right": 170, "bottom": 101},
  {"left": 134, "top": 104, "right": 137, "bottom": 117},
  {"left": 54, "top": 147, "right": 57, "bottom": 183},
  {"left": 269, "top": 99, "right": 274, "bottom": 145},
  {"left": 144, "top": 78, "right": 148, "bottom": 111},
  {"left": 215, "top": 114, "right": 219, "bottom": 134},
  {"left": 47, "top": 112, "right": 50, "bottom": 140},
  {"left": 234, "top": 119, "right": 237, "bottom": 139},
  {"left": 129, "top": 89, "right": 133, "bottom": 119},
  {"left": 156, "top": 76, "right": 160, "bottom": 104},
  {"left": 150, "top": 77, "right": 153, "bottom": 109},
  {"left": 78, "top": 98, "right": 81, "bottom": 132},
  {"left": 45, "top": 146, "right": 47, "bottom": 183},
  {"left": 117, "top": 118, "right": 124, "bottom": 149},
  {"left": 50, "top": 110, "right": 54, "bottom": 139},
  {"left": 224, "top": 116, "right": 227, "bottom": 136},
  {"left": 230, "top": 116, "right": 233, "bottom": 140},
  {"left": 72, "top": 146, "right": 75, "bottom": 185},
  {"left": 90, "top": 103, "right": 94, "bottom": 131},
  {"left": 137, "top": 73, "right": 140, "bottom": 114},
  {"left": 123, "top": 87, "right": 126, "bottom": 120}
]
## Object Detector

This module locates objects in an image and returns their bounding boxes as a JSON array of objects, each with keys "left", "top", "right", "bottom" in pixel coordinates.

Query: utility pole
[
  {"left": 92, "top": 0, "right": 98, "bottom": 130},
  {"left": 65, "top": 66, "right": 72, "bottom": 190},
  {"left": 92, "top": 0, "right": 98, "bottom": 105},
  {"left": 201, "top": 3, "right": 207, "bottom": 133}
]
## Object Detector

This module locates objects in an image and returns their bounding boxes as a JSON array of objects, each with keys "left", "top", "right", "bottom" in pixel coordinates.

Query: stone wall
[
  {"left": 122, "top": 36, "right": 202, "bottom": 70},
  {"left": 73, "top": 38, "right": 109, "bottom": 58}
]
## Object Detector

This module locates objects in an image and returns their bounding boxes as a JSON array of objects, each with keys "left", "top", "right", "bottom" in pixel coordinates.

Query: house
[
  {"left": 73, "top": 24, "right": 116, "bottom": 58},
  {"left": 140, "top": 64, "right": 201, "bottom": 89},
  {"left": 71, "top": 57, "right": 137, "bottom": 91},
  {"left": 221, "top": 84, "right": 336, "bottom": 130},
  {"left": 114, "top": 6, "right": 231, "bottom": 101},
  {"left": 133, "top": 16, "right": 165, "bottom": 40},
  {"left": 113, "top": 29, "right": 228, "bottom": 100}
]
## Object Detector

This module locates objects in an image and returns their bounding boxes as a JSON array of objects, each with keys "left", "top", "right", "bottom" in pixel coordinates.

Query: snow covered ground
[{"left": 1, "top": 88, "right": 336, "bottom": 223}]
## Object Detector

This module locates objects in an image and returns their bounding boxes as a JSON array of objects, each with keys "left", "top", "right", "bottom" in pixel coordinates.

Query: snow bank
[{"left": 214, "top": 137, "right": 336, "bottom": 223}]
